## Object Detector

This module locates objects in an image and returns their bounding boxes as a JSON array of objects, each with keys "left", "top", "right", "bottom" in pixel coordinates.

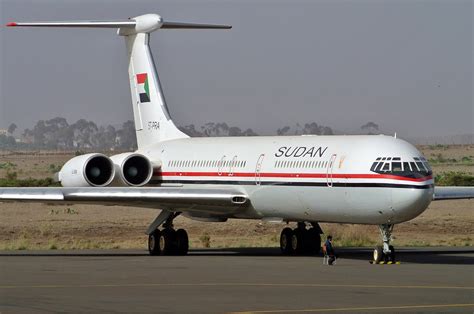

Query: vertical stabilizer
[
  {"left": 123, "top": 31, "right": 188, "bottom": 147},
  {"left": 6, "top": 13, "right": 231, "bottom": 148}
]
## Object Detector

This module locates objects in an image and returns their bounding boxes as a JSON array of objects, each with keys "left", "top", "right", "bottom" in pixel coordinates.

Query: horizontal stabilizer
[
  {"left": 6, "top": 15, "right": 231, "bottom": 33},
  {"left": 6, "top": 20, "right": 136, "bottom": 28},
  {"left": 161, "top": 22, "right": 231, "bottom": 29}
]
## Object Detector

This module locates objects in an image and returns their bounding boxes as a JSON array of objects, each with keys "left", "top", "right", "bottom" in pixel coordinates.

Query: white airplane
[{"left": 2, "top": 14, "right": 473, "bottom": 262}]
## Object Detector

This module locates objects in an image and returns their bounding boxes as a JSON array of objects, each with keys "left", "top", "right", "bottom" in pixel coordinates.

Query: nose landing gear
[{"left": 373, "top": 224, "right": 396, "bottom": 263}]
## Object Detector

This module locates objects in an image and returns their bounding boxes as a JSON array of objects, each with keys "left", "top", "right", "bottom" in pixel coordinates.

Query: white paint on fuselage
[{"left": 138, "top": 135, "right": 434, "bottom": 225}]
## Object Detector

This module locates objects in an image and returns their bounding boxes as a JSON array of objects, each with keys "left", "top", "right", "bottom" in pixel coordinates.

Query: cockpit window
[
  {"left": 370, "top": 156, "right": 432, "bottom": 178},
  {"left": 402, "top": 162, "right": 411, "bottom": 171},
  {"left": 375, "top": 161, "right": 385, "bottom": 172},
  {"left": 392, "top": 161, "right": 402, "bottom": 172},
  {"left": 370, "top": 158, "right": 381, "bottom": 172}
]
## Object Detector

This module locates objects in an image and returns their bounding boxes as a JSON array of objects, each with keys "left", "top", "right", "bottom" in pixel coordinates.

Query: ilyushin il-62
[{"left": 2, "top": 14, "right": 473, "bottom": 262}]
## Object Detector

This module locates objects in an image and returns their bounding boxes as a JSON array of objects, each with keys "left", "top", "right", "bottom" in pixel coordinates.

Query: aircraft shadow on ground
[
  {"left": 191, "top": 247, "right": 474, "bottom": 265},
  {"left": 0, "top": 247, "right": 473, "bottom": 265}
]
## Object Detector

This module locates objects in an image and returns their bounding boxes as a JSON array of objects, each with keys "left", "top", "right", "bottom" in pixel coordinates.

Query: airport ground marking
[
  {"left": 230, "top": 303, "right": 474, "bottom": 313},
  {"left": 0, "top": 282, "right": 473, "bottom": 290}
]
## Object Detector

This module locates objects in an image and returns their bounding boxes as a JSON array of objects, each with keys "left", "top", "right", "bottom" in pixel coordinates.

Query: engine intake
[
  {"left": 59, "top": 153, "right": 115, "bottom": 187},
  {"left": 110, "top": 153, "right": 154, "bottom": 186}
]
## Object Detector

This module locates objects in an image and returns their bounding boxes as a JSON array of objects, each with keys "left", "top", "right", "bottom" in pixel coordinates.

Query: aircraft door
[
  {"left": 230, "top": 155, "right": 238, "bottom": 176},
  {"left": 255, "top": 154, "right": 265, "bottom": 186},
  {"left": 326, "top": 154, "right": 337, "bottom": 187},
  {"left": 218, "top": 155, "right": 226, "bottom": 176}
]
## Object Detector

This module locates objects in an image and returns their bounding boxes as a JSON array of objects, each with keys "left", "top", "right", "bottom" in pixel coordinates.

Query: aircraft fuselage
[{"left": 140, "top": 134, "right": 434, "bottom": 225}]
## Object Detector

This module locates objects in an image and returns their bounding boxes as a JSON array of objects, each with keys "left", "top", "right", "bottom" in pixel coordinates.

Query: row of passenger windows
[
  {"left": 370, "top": 157, "right": 432, "bottom": 177},
  {"left": 275, "top": 160, "right": 329, "bottom": 169},
  {"left": 168, "top": 160, "right": 247, "bottom": 169}
]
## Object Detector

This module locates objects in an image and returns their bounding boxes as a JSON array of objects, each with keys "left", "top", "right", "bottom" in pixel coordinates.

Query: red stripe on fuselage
[{"left": 153, "top": 171, "right": 432, "bottom": 183}]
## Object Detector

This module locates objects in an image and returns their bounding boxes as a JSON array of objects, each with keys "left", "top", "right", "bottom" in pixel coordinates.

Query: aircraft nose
[{"left": 391, "top": 187, "right": 433, "bottom": 223}]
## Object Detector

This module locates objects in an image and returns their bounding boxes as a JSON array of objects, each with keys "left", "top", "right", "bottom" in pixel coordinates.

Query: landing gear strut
[
  {"left": 373, "top": 224, "right": 396, "bottom": 262},
  {"left": 280, "top": 222, "right": 322, "bottom": 255},
  {"left": 148, "top": 212, "right": 189, "bottom": 256}
]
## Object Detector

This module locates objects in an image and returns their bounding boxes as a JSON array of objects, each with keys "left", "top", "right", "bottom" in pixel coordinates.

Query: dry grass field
[{"left": 0, "top": 144, "right": 472, "bottom": 250}]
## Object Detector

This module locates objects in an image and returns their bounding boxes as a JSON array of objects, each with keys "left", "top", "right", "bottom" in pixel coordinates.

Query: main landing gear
[
  {"left": 373, "top": 224, "right": 396, "bottom": 263},
  {"left": 148, "top": 213, "right": 189, "bottom": 256},
  {"left": 280, "top": 222, "right": 322, "bottom": 255}
]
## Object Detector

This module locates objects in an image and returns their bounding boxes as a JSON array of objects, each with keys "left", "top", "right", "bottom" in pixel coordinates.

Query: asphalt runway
[{"left": 0, "top": 247, "right": 473, "bottom": 313}]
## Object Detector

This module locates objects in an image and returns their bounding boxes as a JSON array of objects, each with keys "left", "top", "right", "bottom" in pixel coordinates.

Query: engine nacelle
[
  {"left": 110, "top": 153, "right": 154, "bottom": 187},
  {"left": 59, "top": 153, "right": 115, "bottom": 187}
]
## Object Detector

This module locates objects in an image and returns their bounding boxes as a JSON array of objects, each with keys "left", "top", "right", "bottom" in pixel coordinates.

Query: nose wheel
[{"left": 373, "top": 224, "right": 396, "bottom": 263}]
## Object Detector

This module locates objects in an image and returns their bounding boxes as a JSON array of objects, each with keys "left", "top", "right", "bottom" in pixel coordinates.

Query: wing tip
[{"left": 6, "top": 22, "right": 17, "bottom": 27}]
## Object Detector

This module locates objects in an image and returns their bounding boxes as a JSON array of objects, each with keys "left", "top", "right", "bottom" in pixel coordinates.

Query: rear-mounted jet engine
[
  {"left": 110, "top": 153, "right": 154, "bottom": 186},
  {"left": 58, "top": 153, "right": 115, "bottom": 187}
]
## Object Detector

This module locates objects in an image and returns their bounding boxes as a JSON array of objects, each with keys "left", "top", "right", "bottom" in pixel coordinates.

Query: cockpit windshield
[{"left": 370, "top": 157, "right": 432, "bottom": 178}]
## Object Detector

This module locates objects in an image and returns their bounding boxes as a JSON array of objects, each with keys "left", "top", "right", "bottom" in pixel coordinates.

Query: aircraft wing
[
  {"left": 0, "top": 187, "right": 248, "bottom": 214},
  {"left": 433, "top": 186, "right": 474, "bottom": 201}
]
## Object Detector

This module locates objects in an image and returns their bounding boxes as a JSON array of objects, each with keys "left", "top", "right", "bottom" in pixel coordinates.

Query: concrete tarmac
[{"left": 0, "top": 247, "right": 473, "bottom": 313}]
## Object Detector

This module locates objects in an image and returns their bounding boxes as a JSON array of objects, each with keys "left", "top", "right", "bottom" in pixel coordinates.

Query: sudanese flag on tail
[{"left": 136, "top": 73, "right": 150, "bottom": 103}]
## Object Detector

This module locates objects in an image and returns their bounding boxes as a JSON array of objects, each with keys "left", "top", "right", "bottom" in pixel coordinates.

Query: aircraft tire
[
  {"left": 373, "top": 246, "right": 384, "bottom": 263},
  {"left": 280, "top": 227, "right": 293, "bottom": 255},
  {"left": 160, "top": 228, "right": 176, "bottom": 255},
  {"left": 291, "top": 229, "right": 304, "bottom": 254},
  {"left": 388, "top": 245, "right": 396, "bottom": 262},
  {"left": 148, "top": 230, "right": 161, "bottom": 256},
  {"left": 175, "top": 229, "right": 189, "bottom": 255}
]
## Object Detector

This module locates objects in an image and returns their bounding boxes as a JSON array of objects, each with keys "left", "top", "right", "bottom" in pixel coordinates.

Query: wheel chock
[{"left": 370, "top": 261, "right": 401, "bottom": 265}]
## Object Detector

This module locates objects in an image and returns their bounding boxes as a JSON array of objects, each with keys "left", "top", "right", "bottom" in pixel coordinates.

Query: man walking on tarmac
[{"left": 324, "top": 235, "right": 336, "bottom": 265}]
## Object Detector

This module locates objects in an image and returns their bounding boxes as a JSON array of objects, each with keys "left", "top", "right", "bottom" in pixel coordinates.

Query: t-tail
[{"left": 6, "top": 14, "right": 231, "bottom": 148}]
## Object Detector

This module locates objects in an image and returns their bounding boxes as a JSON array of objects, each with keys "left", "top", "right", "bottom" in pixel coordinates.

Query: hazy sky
[{"left": 0, "top": 0, "right": 472, "bottom": 138}]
